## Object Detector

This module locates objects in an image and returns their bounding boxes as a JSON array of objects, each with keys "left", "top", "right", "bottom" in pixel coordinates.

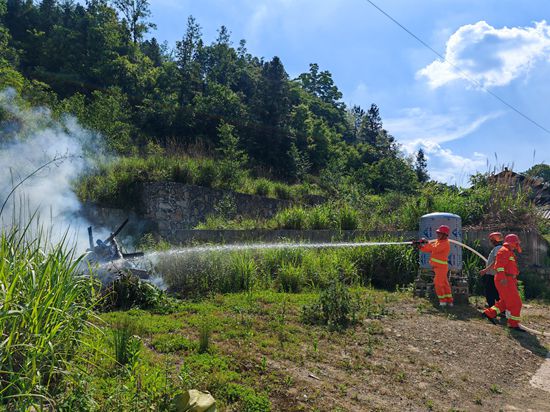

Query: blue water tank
[{"left": 419, "top": 212, "right": 462, "bottom": 270}]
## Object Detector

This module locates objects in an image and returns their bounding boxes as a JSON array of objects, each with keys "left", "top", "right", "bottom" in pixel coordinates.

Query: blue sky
[{"left": 145, "top": 0, "right": 550, "bottom": 185}]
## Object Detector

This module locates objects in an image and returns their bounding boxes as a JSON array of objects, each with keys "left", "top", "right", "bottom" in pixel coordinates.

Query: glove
[{"left": 411, "top": 238, "right": 428, "bottom": 248}]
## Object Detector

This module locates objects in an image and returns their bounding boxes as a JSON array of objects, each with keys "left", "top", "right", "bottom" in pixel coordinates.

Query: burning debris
[{"left": 83, "top": 218, "right": 149, "bottom": 285}]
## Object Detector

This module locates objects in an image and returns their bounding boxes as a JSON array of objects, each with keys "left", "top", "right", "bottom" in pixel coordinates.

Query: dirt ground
[{"left": 253, "top": 298, "right": 550, "bottom": 411}]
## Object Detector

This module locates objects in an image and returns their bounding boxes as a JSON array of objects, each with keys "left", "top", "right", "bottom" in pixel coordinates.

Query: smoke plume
[{"left": 0, "top": 88, "right": 109, "bottom": 249}]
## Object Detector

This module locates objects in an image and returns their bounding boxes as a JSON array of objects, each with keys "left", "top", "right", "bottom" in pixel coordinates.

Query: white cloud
[
  {"left": 385, "top": 108, "right": 495, "bottom": 185},
  {"left": 385, "top": 108, "right": 502, "bottom": 147},
  {"left": 414, "top": 141, "right": 487, "bottom": 185},
  {"left": 418, "top": 20, "right": 550, "bottom": 88},
  {"left": 244, "top": 0, "right": 341, "bottom": 46}
]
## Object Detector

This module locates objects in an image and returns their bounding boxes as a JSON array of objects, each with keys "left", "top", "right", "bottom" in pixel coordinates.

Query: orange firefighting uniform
[
  {"left": 421, "top": 239, "right": 453, "bottom": 304},
  {"left": 483, "top": 243, "right": 522, "bottom": 328}
]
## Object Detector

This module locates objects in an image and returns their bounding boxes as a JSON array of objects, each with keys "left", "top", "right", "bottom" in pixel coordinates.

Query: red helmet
[
  {"left": 436, "top": 225, "right": 450, "bottom": 236},
  {"left": 489, "top": 232, "right": 503, "bottom": 242},
  {"left": 504, "top": 234, "right": 520, "bottom": 244},
  {"left": 504, "top": 233, "right": 522, "bottom": 253}
]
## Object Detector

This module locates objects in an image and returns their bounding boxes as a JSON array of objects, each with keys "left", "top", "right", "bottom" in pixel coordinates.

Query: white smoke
[{"left": 0, "top": 88, "right": 109, "bottom": 250}]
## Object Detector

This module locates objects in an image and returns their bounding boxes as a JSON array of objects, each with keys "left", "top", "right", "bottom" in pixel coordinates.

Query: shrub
[
  {"left": 307, "top": 205, "right": 333, "bottom": 229},
  {"left": 344, "top": 242, "right": 417, "bottom": 289},
  {"left": 196, "top": 159, "right": 219, "bottom": 187},
  {"left": 277, "top": 262, "right": 305, "bottom": 293},
  {"left": 254, "top": 178, "right": 273, "bottom": 197},
  {"left": 275, "top": 207, "right": 307, "bottom": 229},
  {"left": 171, "top": 160, "right": 197, "bottom": 184},
  {"left": 274, "top": 183, "right": 292, "bottom": 199},
  {"left": 102, "top": 272, "right": 167, "bottom": 311},
  {"left": 302, "top": 279, "right": 360, "bottom": 330},
  {"left": 225, "top": 254, "right": 257, "bottom": 293},
  {"left": 338, "top": 204, "right": 359, "bottom": 230}
]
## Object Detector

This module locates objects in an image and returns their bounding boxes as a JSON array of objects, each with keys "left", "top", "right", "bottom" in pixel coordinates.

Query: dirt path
[{"left": 262, "top": 299, "right": 550, "bottom": 411}]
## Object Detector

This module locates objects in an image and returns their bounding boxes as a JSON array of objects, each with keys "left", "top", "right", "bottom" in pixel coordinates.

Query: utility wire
[{"left": 365, "top": 0, "right": 550, "bottom": 136}]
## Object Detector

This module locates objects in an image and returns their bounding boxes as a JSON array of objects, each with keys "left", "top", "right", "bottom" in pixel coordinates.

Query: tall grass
[
  {"left": 0, "top": 226, "right": 98, "bottom": 408},
  {"left": 157, "top": 240, "right": 417, "bottom": 298},
  {"left": 77, "top": 155, "right": 321, "bottom": 208}
]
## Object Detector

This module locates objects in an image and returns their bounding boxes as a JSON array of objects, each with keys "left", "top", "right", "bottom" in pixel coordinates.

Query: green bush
[
  {"left": 158, "top": 240, "right": 416, "bottom": 297},
  {"left": 171, "top": 160, "right": 197, "bottom": 184},
  {"left": 275, "top": 207, "right": 308, "bottom": 229},
  {"left": 196, "top": 159, "right": 219, "bottom": 187},
  {"left": 343, "top": 242, "right": 417, "bottom": 290},
  {"left": 102, "top": 272, "right": 167, "bottom": 311},
  {"left": 307, "top": 205, "right": 333, "bottom": 229},
  {"left": 274, "top": 183, "right": 292, "bottom": 199},
  {"left": 302, "top": 279, "right": 360, "bottom": 330},
  {"left": 254, "top": 178, "right": 273, "bottom": 197},
  {"left": 225, "top": 254, "right": 257, "bottom": 293},
  {"left": 277, "top": 262, "right": 305, "bottom": 293},
  {"left": 338, "top": 204, "right": 359, "bottom": 230}
]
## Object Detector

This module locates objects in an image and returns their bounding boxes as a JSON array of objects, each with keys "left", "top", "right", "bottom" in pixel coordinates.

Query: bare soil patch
[{"left": 218, "top": 297, "right": 550, "bottom": 411}]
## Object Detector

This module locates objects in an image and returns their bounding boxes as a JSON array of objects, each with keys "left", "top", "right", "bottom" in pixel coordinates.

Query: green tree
[
  {"left": 111, "top": 0, "right": 155, "bottom": 44},
  {"left": 288, "top": 142, "right": 311, "bottom": 183},
  {"left": 192, "top": 82, "right": 246, "bottom": 143},
  {"left": 358, "top": 103, "right": 382, "bottom": 145},
  {"left": 216, "top": 121, "right": 248, "bottom": 189},
  {"left": 249, "top": 56, "right": 291, "bottom": 174},
  {"left": 415, "top": 148, "right": 429, "bottom": 183},
  {"left": 525, "top": 164, "right": 550, "bottom": 183},
  {"left": 358, "top": 157, "right": 418, "bottom": 194}
]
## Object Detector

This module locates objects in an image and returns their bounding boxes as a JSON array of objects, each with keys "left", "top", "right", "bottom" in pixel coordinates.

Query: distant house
[{"left": 489, "top": 168, "right": 550, "bottom": 219}]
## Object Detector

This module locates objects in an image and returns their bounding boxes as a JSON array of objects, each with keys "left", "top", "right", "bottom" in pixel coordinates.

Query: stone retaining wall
[{"left": 141, "top": 182, "right": 298, "bottom": 238}]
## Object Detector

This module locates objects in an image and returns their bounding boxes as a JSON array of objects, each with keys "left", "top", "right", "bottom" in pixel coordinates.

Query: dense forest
[{"left": 0, "top": 0, "right": 426, "bottom": 196}]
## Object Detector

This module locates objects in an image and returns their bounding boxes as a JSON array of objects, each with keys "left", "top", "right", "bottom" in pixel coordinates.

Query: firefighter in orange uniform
[
  {"left": 418, "top": 225, "right": 454, "bottom": 307},
  {"left": 482, "top": 234, "right": 524, "bottom": 331}
]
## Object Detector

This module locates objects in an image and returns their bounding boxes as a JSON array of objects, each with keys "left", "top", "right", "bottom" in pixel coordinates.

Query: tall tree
[
  {"left": 358, "top": 103, "right": 382, "bottom": 145},
  {"left": 175, "top": 15, "right": 203, "bottom": 101},
  {"left": 141, "top": 37, "right": 163, "bottom": 66},
  {"left": 250, "top": 56, "right": 291, "bottom": 174},
  {"left": 415, "top": 148, "right": 429, "bottom": 183},
  {"left": 111, "top": 0, "right": 154, "bottom": 44},
  {"left": 345, "top": 105, "right": 365, "bottom": 143}
]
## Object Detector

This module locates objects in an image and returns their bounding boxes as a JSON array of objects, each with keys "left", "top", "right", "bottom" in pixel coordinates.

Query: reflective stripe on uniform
[
  {"left": 490, "top": 306, "right": 501, "bottom": 315},
  {"left": 509, "top": 314, "right": 521, "bottom": 321},
  {"left": 509, "top": 256, "right": 515, "bottom": 261},
  {"left": 496, "top": 267, "right": 505, "bottom": 272},
  {"left": 430, "top": 257, "right": 448, "bottom": 265}
]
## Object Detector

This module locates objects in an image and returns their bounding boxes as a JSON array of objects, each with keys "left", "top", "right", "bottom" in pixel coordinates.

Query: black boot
[
  {"left": 509, "top": 326, "right": 526, "bottom": 333},
  {"left": 481, "top": 312, "right": 498, "bottom": 325}
]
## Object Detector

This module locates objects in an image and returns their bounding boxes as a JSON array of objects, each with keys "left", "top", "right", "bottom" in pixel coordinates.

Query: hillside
[{"left": 95, "top": 290, "right": 550, "bottom": 411}]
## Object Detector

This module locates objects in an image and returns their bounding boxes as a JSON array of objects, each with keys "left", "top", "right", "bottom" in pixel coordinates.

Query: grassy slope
[{"left": 76, "top": 290, "right": 550, "bottom": 411}]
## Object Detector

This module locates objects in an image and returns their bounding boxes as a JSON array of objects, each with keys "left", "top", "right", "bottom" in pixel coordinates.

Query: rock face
[{"left": 141, "top": 182, "right": 296, "bottom": 240}]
